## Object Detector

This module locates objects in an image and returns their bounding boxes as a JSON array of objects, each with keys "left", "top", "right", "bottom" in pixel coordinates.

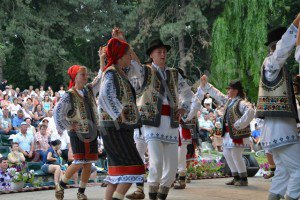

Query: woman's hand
[
  {"left": 200, "top": 75, "right": 208, "bottom": 88},
  {"left": 112, "top": 27, "right": 126, "bottom": 41}
]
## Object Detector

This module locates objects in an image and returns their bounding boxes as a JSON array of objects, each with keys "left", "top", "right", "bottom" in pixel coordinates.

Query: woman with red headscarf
[
  {"left": 53, "top": 64, "right": 101, "bottom": 200},
  {"left": 98, "top": 37, "right": 145, "bottom": 200}
]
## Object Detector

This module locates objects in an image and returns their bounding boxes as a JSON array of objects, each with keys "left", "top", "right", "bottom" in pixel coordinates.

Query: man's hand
[
  {"left": 200, "top": 75, "right": 208, "bottom": 88},
  {"left": 176, "top": 108, "right": 186, "bottom": 119},
  {"left": 293, "top": 13, "right": 300, "bottom": 27},
  {"left": 28, "top": 151, "right": 33, "bottom": 158},
  {"left": 112, "top": 27, "right": 126, "bottom": 41}
]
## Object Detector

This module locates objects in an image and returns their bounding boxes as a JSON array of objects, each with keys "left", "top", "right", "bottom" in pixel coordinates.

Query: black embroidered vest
[{"left": 222, "top": 98, "right": 251, "bottom": 139}]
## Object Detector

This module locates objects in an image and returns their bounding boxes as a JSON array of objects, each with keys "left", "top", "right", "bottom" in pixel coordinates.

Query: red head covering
[
  {"left": 67, "top": 65, "right": 83, "bottom": 89},
  {"left": 103, "top": 38, "right": 129, "bottom": 72}
]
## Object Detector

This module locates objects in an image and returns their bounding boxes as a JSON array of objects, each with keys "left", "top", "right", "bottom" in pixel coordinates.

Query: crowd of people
[
  {"left": 0, "top": 83, "right": 107, "bottom": 193},
  {"left": 0, "top": 13, "right": 300, "bottom": 200}
]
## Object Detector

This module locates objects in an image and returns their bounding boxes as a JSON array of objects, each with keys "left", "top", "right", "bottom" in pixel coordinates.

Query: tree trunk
[{"left": 177, "top": 0, "right": 186, "bottom": 75}]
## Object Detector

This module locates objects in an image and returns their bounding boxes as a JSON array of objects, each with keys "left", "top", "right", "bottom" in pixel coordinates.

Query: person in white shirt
[
  {"left": 256, "top": 14, "right": 300, "bottom": 200},
  {"left": 8, "top": 98, "right": 22, "bottom": 117}
]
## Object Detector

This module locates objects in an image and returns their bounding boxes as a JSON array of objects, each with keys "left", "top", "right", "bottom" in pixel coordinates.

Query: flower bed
[{"left": 187, "top": 158, "right": 226, "bottom": 179}]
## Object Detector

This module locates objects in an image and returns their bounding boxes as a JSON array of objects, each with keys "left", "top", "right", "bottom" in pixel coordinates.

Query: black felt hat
[
  {"left": 265, "top": 27, "right": 287, "bottom": 46},
  {"left": 146, "top": 39, "right": 171, "bottom": 56},
  {"left": 227, "top": 80, "right": 243, "bottom": 91}
]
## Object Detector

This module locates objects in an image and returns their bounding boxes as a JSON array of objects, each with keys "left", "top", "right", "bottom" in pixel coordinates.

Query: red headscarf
[
  {"left": 103, "top": 38, "right": 129, "bottom": 72},
  {"left": 68, "top": 65, "right": 83, "bottom": 89}
]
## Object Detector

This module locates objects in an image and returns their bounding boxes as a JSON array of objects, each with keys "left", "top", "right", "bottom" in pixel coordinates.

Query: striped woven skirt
[{"left": 101, "top": 127, "right": 145, "bottom": 184}]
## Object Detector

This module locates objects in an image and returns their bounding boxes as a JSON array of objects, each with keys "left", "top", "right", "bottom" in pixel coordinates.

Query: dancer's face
[
  {"left": 227, "top": 88, "right": 238, "bottom": 99},
  {"left": 75, "top": 68, "right": 88, "bottom": 85},
  {"left": 150, "top": 47, "right": 167, "bottom": 68}
]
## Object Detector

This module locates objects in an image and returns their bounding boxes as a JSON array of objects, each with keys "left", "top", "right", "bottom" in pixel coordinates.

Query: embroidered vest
[
  {"left": 136, "top": 65, "right": 179, "bottom": 128},
  {"left": 66, "top": 86, "right": 100, "bottom": 134},
  {"left": 256, "top": 65, "right": 299, "bottom": 121},
  {"left": 222, "top": 99, "right": 251, "bottom": 139},
  {"left": 99, "top": 66, "right": 141, "bottom": 129}
]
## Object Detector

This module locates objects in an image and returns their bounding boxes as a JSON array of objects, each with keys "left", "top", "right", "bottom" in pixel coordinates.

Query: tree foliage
[{"left": 210, "top": 0, "right": 300, "bottom": 101}]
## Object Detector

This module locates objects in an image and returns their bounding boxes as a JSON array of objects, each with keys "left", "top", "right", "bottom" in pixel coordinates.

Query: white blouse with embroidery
[
  {"left": 53, "top": 71, "right": 101, "bottom": 133},
  {"left": 260, "top": 24, "right": 300, "bottom": 149}
]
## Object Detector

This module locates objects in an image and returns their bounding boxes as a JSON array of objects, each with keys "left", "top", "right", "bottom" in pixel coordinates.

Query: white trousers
[
  {"left": 269, "top": 143, "right": 300, "bottom": 199},
  {"left": 223, "top": 148, "right": 246, "bottom": 174},
  {"left": 147, "top": 140, "right": 178, "bottom": 187},
  {"left": 135, "top": 139, "right": 147, "bottom": 164},
  {"left": 178, "top": 143, "right": 188, "bottom": 173}
]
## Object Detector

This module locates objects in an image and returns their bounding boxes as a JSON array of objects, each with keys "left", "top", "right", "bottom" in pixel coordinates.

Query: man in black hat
[
  {"left": 125, "top": 38, "right": 194, "bottom": 200},
  {"left": 198, "top": 76, "right": 254, "bottom": 187},
  {"left": 255, "top": 14, "right": 300, "bottom": 200}
]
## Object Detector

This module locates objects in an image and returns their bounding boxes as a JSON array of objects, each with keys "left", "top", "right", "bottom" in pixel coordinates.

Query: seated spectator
[
  {"left": 33, "top": 104, "right": 46, "bottom": 127},
  {"left": 22, "top": 103, "right": 34, "bottom": 120},
  {"left": 7, "top": 142, "right": 26, "bottom": 169},
  {"left": 25, "top": 117, "right": 37, "bottom": 136},
  {"left": 40, "top": 118, "right": 53, "bottom": 136},
  {"left": 203, "top": 102, "right": 213, "bottom": 113},
  {"left": 209, "top": 110, "right": 216, "bottom": 124},
  {"left": 204, "top": 93, "right": 213, "bottom": 109},
  {"left": 1, "top": 94, "right": 11, "bottom": 108},
  {"left": 24, "top": 97, "right": 34, "bottom": 113},
  {"left": 8, "top": 98, "right": 21, "bottom": 117},
  {"left": 51, "top": 130, "right": 70, "bottom": 163},
  {"left": 0, "top": 157, "right": 11, "bottom": 191},
  {"left": 0, "top": 107, "right": 16, "bottom": 135},
  {"left": 35, "top": 124, "right": 50, "bottom": 163},
  {"left": 215, "top": 105, "right": 224, "bottom": 123},
  {"left": 41, "top": 140, "right": 63, "bottom": 187},
  {"left": 47, "top": 109, "right": 58, "bottom": 134},
  {"left": 12, "top": 109, "right": 25, "bottom": 131},
  {"left": 42, "top": 93, "right": 53, "bottom": 112},
  {"left": 13, "top": 122, "right": 35, "bottom": 161},
  {"left": 52, "top": 92, "right": 60, "bottom": 106},
  {"left": 251, "top": 123, "right": 262, "bottom": 151},
  {"left": 211, "top": 122, "right": 223, "bottom": 152},
  {"left": 199, "top": 112, "right": 214, "bottom": 142},
  {"left": 58, "top": 85, "right": 65, "bottom": 97}
]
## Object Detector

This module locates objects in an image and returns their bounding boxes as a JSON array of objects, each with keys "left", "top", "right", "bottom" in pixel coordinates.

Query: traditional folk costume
[
  {"left": 54, "top": 65, "right": 100, "bottom": 199},
  {"left": 98, "top": 39, "right": 145, "bottom": 189},
  {"left": 127, "top": 39, "right": 193, "bottom": 200},
  {"left": 211, "top": 122, "right": 223, "bottom": 151},
  {"left": 256, "top": 24, "right": 300, "bottom": 200},
  {"left": 198, "top": 81, "right": 254, "bottom": 186},
  {"left": 125, "top": 68, "right": 149, "bottom": 200}
]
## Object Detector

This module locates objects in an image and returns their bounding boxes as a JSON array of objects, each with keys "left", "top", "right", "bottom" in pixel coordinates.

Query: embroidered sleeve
[
  {"left": 53, "top": 93, "right": 72, "bottom": 133},
  {"left": 99, "top": 71, "right": 124, "bottom": 120},
  {"left": 233, "top": 101, "right": 255, "bottom": 130},
  {"left": 201, "top": 83, "right": 228, "bottom": 105},
  {"left": 185, "top": 95, "right": 202, "bottom": 121},
  {"left": 295, "top": 45, "right": 300, "bottom": 63},
  {"left": 178, "top": 73, "right": 193, "bottom": 111},
  {"left": 264, "top": 24, "right": 298, "bottom": 81},
  {"left": 127, "top": 60, "right": 145, "bottom": 90}
]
